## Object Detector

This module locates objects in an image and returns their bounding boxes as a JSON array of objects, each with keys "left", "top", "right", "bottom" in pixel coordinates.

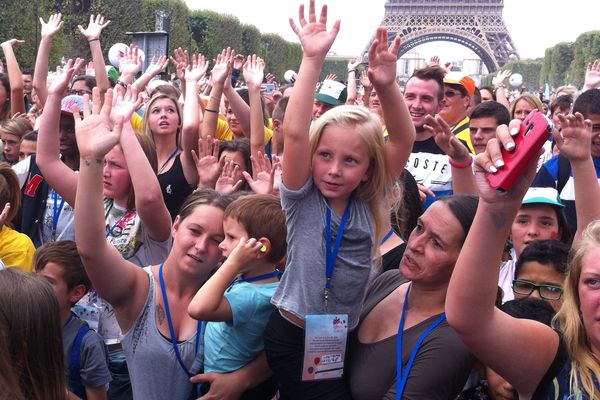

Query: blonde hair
[
  {"left": 510, "top": 93, "right": 543, "bottom": 119},
  {"left": 309, "top": 105, "right": 390, "bottom": 248},
  {"left": 141, "top": 94, "right": 182, "bottom": 149},
  {"left": 554, "top": 220, "right": 600, "bottom": 397},
  {"left": 0, "top": 117, "right": 33, "bottom": 139}
]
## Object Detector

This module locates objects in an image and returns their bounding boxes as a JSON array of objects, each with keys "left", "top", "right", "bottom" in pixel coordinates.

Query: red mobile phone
[{"left": 485, "top": 110, "right": 553, "bottom": 192}]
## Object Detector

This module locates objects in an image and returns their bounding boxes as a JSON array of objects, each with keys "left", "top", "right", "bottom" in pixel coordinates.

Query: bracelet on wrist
[
  {"left": 88, "top": 39, "right": 100, "bottom": 43},
  {"left": 204, "top": 108, "right": 219, "bottom": 114},
  {"left": 348, "top": 69, "right": 356, "bottom": 74},
  {"left": 448, "top": 155, "right": 473, "bottom": 169},
  {"left": 116, "top": 80, "right": 127, "bottom": 88}
]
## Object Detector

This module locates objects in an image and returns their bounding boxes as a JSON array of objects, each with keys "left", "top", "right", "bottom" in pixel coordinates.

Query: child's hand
[
  {"left": 367, "top": 26, "right": 401, "bottom": 88},
  {"left": 227, "top": 237, "right": 264, "bottom": 267},
  {"left": 289, "top": 0, "right": 340, "bottom": 60}
]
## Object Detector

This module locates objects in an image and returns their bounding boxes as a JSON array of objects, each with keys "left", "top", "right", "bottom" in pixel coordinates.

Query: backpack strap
[
  {"left": 69, "top": 323, "right": 91, "bottom": 400},
  {"left": 556, "top": 154, "right": 572, "bottom": 195}
]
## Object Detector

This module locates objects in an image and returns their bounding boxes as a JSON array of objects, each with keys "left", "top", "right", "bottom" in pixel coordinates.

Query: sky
[{"left": 182, "top": 0, "right": 599, "bottom": 64}]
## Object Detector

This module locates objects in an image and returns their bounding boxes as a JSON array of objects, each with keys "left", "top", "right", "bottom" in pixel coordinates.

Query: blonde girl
[{"left": 263, "top": 2, "right": 415, "bottom": 398}]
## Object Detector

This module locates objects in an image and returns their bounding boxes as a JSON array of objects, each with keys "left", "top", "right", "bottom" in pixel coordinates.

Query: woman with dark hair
[
  {"left": 348, "top": 195, "right": 478, "bottom": 399},
  {"left": 0, "top": 268, "right": 66, "bottom": 400}
]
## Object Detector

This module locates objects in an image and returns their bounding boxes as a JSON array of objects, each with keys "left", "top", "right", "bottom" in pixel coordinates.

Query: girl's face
[
  {"left": 513, "top": 99, "right": 534, "bottom": 121},
  {"left": 311, "top": 125, "right": 371, "bottom": 213},
  {"left": 399, "top": 201, "right": 464, "bottom": 287},
  {"left": 172, "top": 205, "right": 225, "bottom": 277},
  {"left": 103, "top": 147, "right": 131, "bottom": 206},
  {"left": 148, "top": 98, "right": 180, "bottom": 137},
  {"left": 511, "top": 204, "right": 560, "bottom": 257},
  {"left": 219, "top": 150, "right": 247, "bottom": 184},
  {"left": 578, "top": 246, "right": 600, "bottom": 357},
  {"left": 226, "top": 107, "right": 244, "bottom": 136},
  {"left": 480, "top": 88, "right": 494, "bottom": 102}
]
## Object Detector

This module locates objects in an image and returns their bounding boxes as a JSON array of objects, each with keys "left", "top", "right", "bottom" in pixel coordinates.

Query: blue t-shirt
[{"left": 204, "top": 280, "right": 278, "bottom": 373}]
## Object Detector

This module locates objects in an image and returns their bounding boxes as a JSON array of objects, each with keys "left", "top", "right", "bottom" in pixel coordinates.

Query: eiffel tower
[{"left": 369, "top": 0, "right": 519, "bottom": 72}]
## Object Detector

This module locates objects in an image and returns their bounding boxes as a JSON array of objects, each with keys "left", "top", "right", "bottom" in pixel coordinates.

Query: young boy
[
  {"left": 188, "top": 194, "right": 286, "bottom": 377},
  {"left": 35, "top": 240, "right": 111, "bottom": 400}
]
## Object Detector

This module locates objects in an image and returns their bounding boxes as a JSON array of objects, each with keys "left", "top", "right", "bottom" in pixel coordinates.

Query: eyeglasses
[
  {"left": 512, "top": 279, "right": 564, "bottom": 300},
  {"left": 69, "top": 89, "right": 92, "bottom": 96},
  {"left": 444, "top": 90, "right": 462, "bottom": 98}
]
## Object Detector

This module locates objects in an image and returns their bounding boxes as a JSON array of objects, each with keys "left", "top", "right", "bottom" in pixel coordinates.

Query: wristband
[
  {"left": 88, "top": 39, "right": 100, "bottom": 43},
  {"left": 116, "top": 80, "right": 127, "bottom": 88},
  {"left": 204, "top": 108, "right": 218, "bottom": 113},
  {"left": 348, "top": 69, "right": 357, "bottom": 74},
  {"left": 448, "top": 156, "right": 473, "bottom": 169}
]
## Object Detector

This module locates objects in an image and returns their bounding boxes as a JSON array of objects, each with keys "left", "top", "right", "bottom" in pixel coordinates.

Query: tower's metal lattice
[{"left": 368, "top": 0, "right": 519, "bottom": 71}]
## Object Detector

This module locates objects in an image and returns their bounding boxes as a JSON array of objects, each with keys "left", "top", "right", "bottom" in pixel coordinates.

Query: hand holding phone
[{"left": 485, "top": 110, "right": 553, "bottom": 192}]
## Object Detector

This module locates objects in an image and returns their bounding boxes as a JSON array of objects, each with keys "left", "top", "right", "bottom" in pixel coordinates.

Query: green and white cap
[{"left": 521, "top": 187, "right": 564, "bottom": 208}]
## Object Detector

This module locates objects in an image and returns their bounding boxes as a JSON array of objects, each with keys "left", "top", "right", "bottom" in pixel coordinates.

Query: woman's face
[
  {"left": 172, "top": 205, "right": 225, "bottom": 278},
  {"left": 511, "top": 204, "right": 560, "bottom": 257},
  {"left": 481, "top": 88, "right": 494, "bottom": 102},
  {"left": 399, "top": 201, "right": 465, "bottom": 286},
  {"left": 148, "top": 98, "right": 180, "bottom": 137},
  {"left": 578, "top": 246, "right": 600, "bottom": 356},
  {"left": 513, "top": 99, "right": 534, "bottom": 121},
  {"left": 226, "top": 107, "right": 244, "bottom": 136},
  {"left": 103, "top": 147, "right": 131, "bottom": 206}
]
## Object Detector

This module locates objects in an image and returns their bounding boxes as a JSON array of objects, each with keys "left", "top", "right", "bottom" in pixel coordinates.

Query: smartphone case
[{"left": 485, "top": 109, "right": 553, "bottom": 192}]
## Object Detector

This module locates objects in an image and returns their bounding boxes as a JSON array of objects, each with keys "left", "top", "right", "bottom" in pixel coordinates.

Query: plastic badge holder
[{"left": 485, "top": 109, "right": 553, "bottom": 193}]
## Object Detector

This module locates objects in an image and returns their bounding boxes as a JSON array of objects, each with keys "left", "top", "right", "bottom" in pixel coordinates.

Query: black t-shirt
[{"left": 157, "top": 154, "right": 194, "bottom": 221}]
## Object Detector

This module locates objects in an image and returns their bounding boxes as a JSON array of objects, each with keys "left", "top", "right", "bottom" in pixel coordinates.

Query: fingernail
[
  {"left": 510, "top": 127, "right": 519, "bottom": 136},
  {"left": 260, "top": 245, "right": 267, "bottom": 253},
  {"left": 496, "top": 159, "right": 504, "bottom": 168},
  {"left": 489, "top": 165, "right": 498, "bottom": 173},
  {"left": 505, "top": 142, "right": 515, "bottom": 151}
]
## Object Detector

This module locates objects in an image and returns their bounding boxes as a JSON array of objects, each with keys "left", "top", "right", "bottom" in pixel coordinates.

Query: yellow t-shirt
[
  {"left": 0, "top": 226, "right": 35, "bottom": 272},
  {"left": 215, "top": 118, "right": 274, "bottom": 143},
  {"left": 453, "top": 116, "right": 475, "bottom": 154}
]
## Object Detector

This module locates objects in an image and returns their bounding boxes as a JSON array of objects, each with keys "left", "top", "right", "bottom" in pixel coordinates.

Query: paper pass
[{"left": 302, "top": 314, "right": 348, "bottom": 381}]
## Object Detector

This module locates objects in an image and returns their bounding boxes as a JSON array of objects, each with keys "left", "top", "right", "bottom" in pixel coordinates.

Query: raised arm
[
  {"left": 188, "top": 237, "right": 263, "bottom": 322},
  {"left": 111, "top": 86, "right": 171, "bottom": 242},
  {"left": 425, "top": 114, "right": 478, "bottom": 195},
  {"left": 132, "top": 55, "right": 169, "bottom": 94},
  {"left": 201, "top": 48, "right": 231, "bottom": 139},
  {"left": 345, "top": 56, "right": 362, "bottom": 105},
  {"left": 242, "top": 55, "right": 266, "bottom": 160},
  {"left": 282, "top": 0, "right": 341, "bottom": 190},
  {"left": 78, "top": 14, "right": 111, "bottom": 96},
  {"left": 33, "top": 14, "right": 64, "bottom": 107},
  {"left": 445, "top": 121, "right": 560, "bottom": 398},
  {"left": 492, "top": 70, "right": 511, "bottom": 111},
  {"left": 554, "top": 113, "right": 600, "bottom": 242},
  {"left": 359, "top": 71, "right": 372, "bottom": 108},
  {"left": 222, "top": 51, "right": 253, "bottom": 138},
  {"left": 36, "top": 58, "right": 85, "bottom": 207},
  {"left": 181, "top": 53, "right": 209, "bottom": 186},
  {"left": 582, "top": 60, "right": 600, "bottom": 92},
  {"left": 1, "top": 39, "right": 26, "bottom": 116},
  {"left": 74, "top": 88, "right": 150, "bottom": 328},
  {"left": 367, "top": 27, "right": 415, "bottom": 182},
  {"left": 117, "top": 45, "right": 142, "bottom": 87}
]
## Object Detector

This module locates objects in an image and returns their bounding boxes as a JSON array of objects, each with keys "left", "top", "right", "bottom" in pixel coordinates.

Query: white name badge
[{"left": 302, "top": 314, "right": 348, "bottom": 381}]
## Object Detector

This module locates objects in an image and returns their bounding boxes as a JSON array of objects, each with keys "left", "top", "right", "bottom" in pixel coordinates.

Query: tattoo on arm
[{"left": 156, "top": 304, "right": 165, "bottom": 326}]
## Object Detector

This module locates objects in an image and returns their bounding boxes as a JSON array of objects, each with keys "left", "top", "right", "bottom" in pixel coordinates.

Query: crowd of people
[{"left": 2, "top": 1, "right": 600, "bottom": 399}]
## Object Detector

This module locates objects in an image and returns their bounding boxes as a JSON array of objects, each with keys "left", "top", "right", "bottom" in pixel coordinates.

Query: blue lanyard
[
  {"left": 52, "top": 190, "right": 65, "bottom": 239},
  {"left": 396, "top": 284, "right": 446, "bottom": 399},
  {"left": 105, "top": 209, "right": 135, "bottom": 238},
  {"left": 324, "top": 200, "right": 352, "bottom": 308},
  {"left": 381, "top": 228, "right": 395, "bottom": 245},
  {"left": 158, "top": 263, "right": 202, "bottom": 378},
  {"left": 239, "top": 270, "right": 282, "bottom": 283},
  {"left": 158, "top": 148, "right": 179, "bottom": 174}
]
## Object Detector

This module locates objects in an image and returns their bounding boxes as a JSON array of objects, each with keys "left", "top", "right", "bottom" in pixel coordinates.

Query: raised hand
[
  {"left": 359, "top": 70, "right": 371, "bottom": 89},
  {"left": 1, "top": 39, "right": 25, "bottom": 49},
  {"left": 215, "top": 160, "right": 243, "bottom": 194},
  {"left": 48, "top": 58, "right": 85, "bottom": 96},
  {"left": 348, "top": 56, "right": 363, "bottom": 71},
  {"left": 324, "top": 73, "right": 337, "bottom": 82},
  {"left": 210, "top": 48, "right": 233, "bottom": 85},
  {"left": 583, "top": 59, "right": 600, "bottom": 90},
  {"left": 110, "top": 85, "right": 141, "bottom": 124},
  {"left": 40, "top": 13, "right": 64, "bottom": 38},
  {"left": 265, "top": 73, "right": 276, "bottom": 84},
  {"left": 424, "top": 115, "right": 471, "bottom": 162},
  {"left": 428, "top": 55, "right": 440, "bottom": 66},
  {"left": 555, "top": 113, "right": 593, "bottom": 162},
  {"left": 78, "top": 14, "right": 111, "bottom": 41},
  {"left": 243, "top": 152, "right": 275, "bottom": 194},
  {"left": 145, "top": 55, "right": 169, "bottom": 77},
  {"left": 73, "top": 88, "right": 119, "bottom": 160},
  {"left": 492, "top": 69, "right": 511, "bottom": 86},
  {"left": 367, "top": 27, "right": 400, "bottom": 87},
  {"left": 184, "top": 53, "right": 209, "bottom": 83},
  {"left": 170, "top": 47, "right": 189, "bottom": 82},
  {"left": 226, "top": 237, "right": 264, "bottom": 266},
  {"left": 242, "top": 55, "right": 265, "bottom": 90},
  {"left": 232, "top": 53, "right": 245, "bottom": 70},
  {"left": 192, "top": 136, "right": 223, "bottom": 188},
  {"left": 119, "top": 45, "right": 142, "bottom": 78},
  {"left": 289, "top": 0, "right": 341, "bottom": 60}
]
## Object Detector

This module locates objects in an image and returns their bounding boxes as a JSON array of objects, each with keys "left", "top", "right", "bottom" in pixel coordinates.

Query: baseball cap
[
  {"left": 521, "top": 187, "right": 564, "bottom": 208},
  {"left": 315, "top": 79, "right": 347, "bottom": 106},
  {"left": 444, "top": 72, "right": 476, "bottom": 97}
]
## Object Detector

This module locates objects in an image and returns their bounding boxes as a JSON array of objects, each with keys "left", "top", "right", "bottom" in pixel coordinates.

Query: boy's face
[
  {"left": 37, "top": 262, "right": 79, "bottom": 310},
  {"left": 515, "top": 260, "right": 565, "bottom": 311},
  {"left": 219, "top": 217, "right": 250, "bottom": 259}
]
